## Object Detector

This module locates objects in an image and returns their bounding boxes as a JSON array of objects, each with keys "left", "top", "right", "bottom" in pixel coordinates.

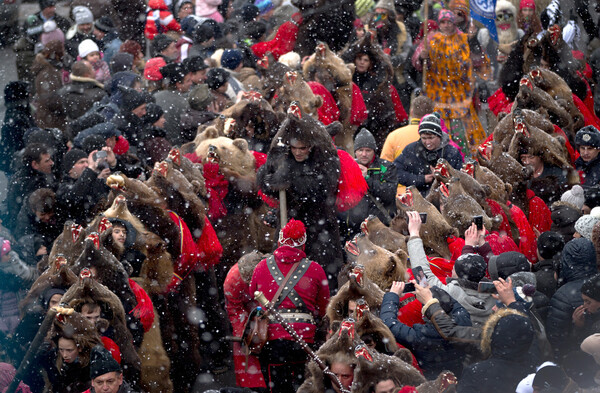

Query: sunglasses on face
[{"left": 374, "top": 12, "right": 388, "bottom": 21}]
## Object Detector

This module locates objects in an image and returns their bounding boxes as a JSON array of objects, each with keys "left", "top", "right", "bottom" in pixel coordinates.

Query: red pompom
[{"left": 279, "top": 219, "right": 307, "bottom": 247}]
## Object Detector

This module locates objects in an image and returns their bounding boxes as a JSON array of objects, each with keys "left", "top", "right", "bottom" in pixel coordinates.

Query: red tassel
[
  {"left": 128, "top": 279, "right": 154, "bottom": 332},
  {"left": 196, "top": 216, "right": 223, "bottom": 269},
  {"left": 336, "top": 149, "right": 368, "bottom": 212}
]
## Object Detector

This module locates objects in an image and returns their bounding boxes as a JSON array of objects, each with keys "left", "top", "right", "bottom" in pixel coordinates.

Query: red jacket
[
  {"left": 249, "top": 246, "right": 330, "bottom": 343},
  {"left": 145, "top": 0, "right": 181, "bottom": 40},
  {"left": 224, "top": 264, "right": 266, "bottom": 388}
]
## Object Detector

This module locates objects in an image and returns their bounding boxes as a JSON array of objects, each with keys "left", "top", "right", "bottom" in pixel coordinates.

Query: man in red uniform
[{"left": 249, "top": 219, "right": 330, "bottom": 392}]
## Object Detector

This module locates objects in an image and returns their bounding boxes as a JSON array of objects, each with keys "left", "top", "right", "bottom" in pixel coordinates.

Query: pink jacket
[{"left": 196, "top": 0, "right": 224, "bottom": 22}]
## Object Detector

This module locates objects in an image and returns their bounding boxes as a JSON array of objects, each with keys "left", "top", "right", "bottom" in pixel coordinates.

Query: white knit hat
[
  {"left": 561, "top": 185, "right": 585, "bottom": 210},
  {"left": 574, "top": 214, "right": 600, "bottom": 240},
  {"left": 78, "top": 39, "right": 100, "bottom": 59}
]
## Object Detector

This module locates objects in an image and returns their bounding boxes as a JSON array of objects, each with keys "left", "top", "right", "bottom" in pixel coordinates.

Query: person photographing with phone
[
  {"left": 404, "top": 211, "right": 497, "bottom": 327},
  {"left": 55, "top": 148, "right": 111, "bottom": 224},
  {"left": 380, "top": 275, "right": 472, "bottom": 379}
]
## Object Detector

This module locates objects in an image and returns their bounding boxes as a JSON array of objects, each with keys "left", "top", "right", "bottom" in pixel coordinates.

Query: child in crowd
[{"left": 78, "top": 39, "right": 111, "bottom": 83}]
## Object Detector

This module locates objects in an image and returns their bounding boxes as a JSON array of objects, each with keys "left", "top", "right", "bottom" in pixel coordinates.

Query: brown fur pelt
[
  {"left": 327, "top": 265, "right": 385, "bottom": 322},
  {"left": 303, "top": 42, "right": 355, "bottom": 152},
  {"left": 359, "top": 215, "right": 407, "bottom": 254},
  {"left": 416, "top": 370, "right": 459, "bottom": 393},
  {"left": 276, "top": 69, "right": 323, "bottom": 117},
  {"left": 20, "top": 256, "right": 77, "bottom": 314},
  {"left": 461, "top": 159, "right": 512, "bottom": 203},
  {"left": 492, "top": 108, "right": 555, "bottom": 152},
  {"left": 394, "top": 186, "right": 458, "bottom": 259},
  {"left": 47, "top": 310, "right": 102, "bottom": 369},
  {"left": 354, "top": 310, "right": 398, "bottom": 354},
  {"left": 146, "top": 160, "right": 206, "bottom": 241},
  {"left": 256, "top": 52, "right": 292, "bottom": 101},
  {"left": 137, "top": 307, "right": 173, "bottom": 393},
  {"left": 166, "top": 147, "right": 207, "bottom": 198},
  {"left": 527, "top": 67, "right": 585, "bottom": 131},
  {"left": 353, "top": 347, "right": 426, "bottom": 393},
  {"left": 61, "top": 274, "right": 142, "bottom": 386},
  {"left": 48, "top": 221, "right": 87, "bottom": 266},
  {"left": 237, "top": 250, "right": 266, "bottom": 283},
  {"left": 432, "top": 158, "right": 491, "bottom": 214},
  {"left": 439, "top": 178, "right": 498, "bottom": 235}
]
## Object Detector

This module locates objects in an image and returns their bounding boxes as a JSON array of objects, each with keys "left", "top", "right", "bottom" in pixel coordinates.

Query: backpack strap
[{"left": 266, "top": 256, "right": 311, "bottom": 309}]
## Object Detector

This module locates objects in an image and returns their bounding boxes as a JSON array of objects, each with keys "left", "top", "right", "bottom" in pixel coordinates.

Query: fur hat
[
  {"left": 278, "top": 51, "right": 301, "bottom": 69},
  {"left": 278, "top": 219, "right": 307, "bottom": 247},
  {"left": 90, "top": 345, "right": 121, "bottom": 379},
  {"left": 151, "top": 34, "right": 175, "bottom": 55},
  {"left": 576, "top": 126, "right": 600, "bottom": 148},
  {"left": 220, "top": 49, "right": 243, "bottom": 70},
  {"left": 582, "top": 274, "right": 600, "bottom": 302},
  {"left": 418, "top": 113, "right": 442, "bottom": 138},
  {"left": 354, "top": 128, "right": 377, "bottom": 151},
  {"left": 206, "top": 68, "right": 229, "bottom": 90},
  {"left": 160, "top": 62, "right": 187, "bottom": 85},
  {"left": 561, "top": 185, "right": 585, "bottom": 210},
  {"left": 73, "top": 6, "right": 94, "bottom": 25},
  {"left": 488, "top": 251, "right": 530, "bottom": 280},
  {"left": 454, "top": 253, "right": 487, "bottom": 282},
  {"left": 188, "top": 84, "right": 213, "bottom": 111},
  {"left": 575, "top": 214, "right": 600, "bottom": 240},
  {"left": 78, "top": 39, "right": 100, "bottom": 59},
  {"left": 62, "top": 148, "right": 87, "bottom": 173},
  {"left": 495, "top": 0, "right": 517, "bottom": 15},
  {"left": 143, "top": 57, "right": 167, "bottom": 81}
]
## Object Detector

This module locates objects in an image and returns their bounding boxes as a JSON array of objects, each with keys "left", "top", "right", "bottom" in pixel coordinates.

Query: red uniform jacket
[{"left": 249, "top": 246, "right": 330, "bottom": 343}]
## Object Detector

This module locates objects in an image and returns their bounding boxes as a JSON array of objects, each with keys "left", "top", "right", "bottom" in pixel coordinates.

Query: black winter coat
[
  {"left": 0, "top": 101, "right": 34, "bottom": 173},
  {"left": 58, "top": 76, "right": 107, "bottom": 121},
  {"left": 576, "top": 155, "right": 600, "bottom": 189},
  {"left": 381, "top": 292, "right": 471, "bottom": 379},
  {"left": 394, "top": 135, "right": 463, "bottom": 196},
  {"left": 341, "top": 157, "right": 397, "bottom": 234},
  {"left": 56, "top": 168, "right": 110, "bottom": 224},
  {"left": 5, "top": 167, "right": 56, "bottom": 230},
  {"left": 533, "top": 258, "right": 558, "bottom": 299}
]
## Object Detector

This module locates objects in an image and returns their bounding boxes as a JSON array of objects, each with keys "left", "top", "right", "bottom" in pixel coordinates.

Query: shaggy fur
[
  {"left": 257, "top": 53, "right": 292, "bottom": 101},
  {"left": 463, "top": 159, "right": 512, "bottom": 203},
  {"left": 48, "top": 221, "right": 87, "bottom": 266},
  {"left": 167, "top": 147, "right": 207, "bottom": 198},
  {"left": 360, "top": 215, "right": 407, "bottom": 254},
  {"left": 327, "top": 266, "right": 385, "bottom": 322},
  {"left": 303, "top": 42, "right": 355, "bottom": 152},
  {"left": 61, "top": 275, "right": 142, "bottom": 386},
  {"left": 480, "top": 308, "right": 528, "bottom": 357},
  {"left": 433, "top": 158, "right": 491, "bottom": 213},
  {"left": 20, "top": 257, "right": 77, "bottom": 314},
  {"left": 137, "top": 310, "right": 173, "bottom": 393},
  {"left": 439, "top": 178, "right": 497, "bottom": 235},
  {"left": 394, "top": 186, "right": 458, "bottom": 259},
  {"left": 237, "top": 250, "right": 266, "bottom": 283},
  {"left": 493, "top": 108, "right": 555, "bottom": 151},
  {"left": 277, "top": 70, "right": 323, "bottom": 117},
  {"left": 47, "top": 311, "right": 102, "bottom": 369}
]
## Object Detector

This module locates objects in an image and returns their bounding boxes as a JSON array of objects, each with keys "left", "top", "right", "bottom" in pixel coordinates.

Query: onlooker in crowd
[
  {"left": 93, "top": 16, "right": 123, "bottom": 64},
  {"left": 66, "top": 6, "right": 98, "bottom": 58},
  {"left": 31, "top": 40, "right": 66, "bottom": 130},
  {"left": 78, "top": 39, "right": 111, "bottom": 83},
  {"left": 576, "top": 126, "right": 600, "bottom": 189},
  {"left": 153, "top": 62, "right": 192, "bottom": 145},
  {"left": 59, "top": 61, "right": 107, "bottom": 122},
  {"left": 151, "top": 34, "right": 178, "bottom": 61},
  {"left": 206, "top": 67, "right": 232, "bottom": 112},
  {"left": 0, "top": 81, "right": 35, "bottom": 174}
]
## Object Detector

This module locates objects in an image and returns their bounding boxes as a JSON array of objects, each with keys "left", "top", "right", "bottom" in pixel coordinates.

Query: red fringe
[
  {"left": 101, "top": 336, "right": 122, "bottom": 364},
  {"left": 336, "top": 149, "right": 368, "bottom": 212},
  {"left": 196, "top": 216, "right": 223, "bottom": 268},
  {"left": 128, "top": 279, "right": 155, "bottom": 332}
]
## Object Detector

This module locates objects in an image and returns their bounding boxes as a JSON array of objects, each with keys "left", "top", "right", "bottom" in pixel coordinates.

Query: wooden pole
[
  {"left": 279, "top": 190, "right": 288, "bottom": 226},
  {"left": 422, "top": 0, "right": 430, "bottom": 92}
]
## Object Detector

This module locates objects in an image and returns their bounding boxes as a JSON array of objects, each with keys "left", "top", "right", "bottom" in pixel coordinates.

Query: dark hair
[
  {"left": 111, "top": 221, "right": 127, "bottom": 230},
  {"left": 410, "top": 95, "right": 435, "bottom": 119},
  {"left": 28, "top": 188, "right": 55, "bottom": 213},
  {"left": 72, "top": 60, "right": 93, "bottom": 77},
  {"left": 22, "top": 143, "right": 49, "bottom": 167},
  {"left": 119, "top": 40, "right": 142, "bottom": 57},
  {"left": 245, "top": 20, "right": 267, "bottom": 41}
]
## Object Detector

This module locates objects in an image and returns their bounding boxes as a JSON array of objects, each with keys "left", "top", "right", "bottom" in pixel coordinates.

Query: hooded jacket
[
  {"left": 58, "top": 75, "right": 106, "bottom": 121},
  {"left": 547, "top": 238, "right": 599, "bottom": 358},
  {"left": 394, "top": 133, "right": 463, "bottom": 196},
  {"left": 408, "top": 237, "right": 496, "bottom": 327},
  {"left": 457, "top": 308, "right": 535, "bottom": 392}
]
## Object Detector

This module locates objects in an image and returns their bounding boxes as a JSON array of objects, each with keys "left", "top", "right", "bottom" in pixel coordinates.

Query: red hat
[
  {"left": 520, "top": 0, "right": 535, "bottom": 10},
  {"left": 278, "top": 219, "right": 307, "bottom": 248},
  {"left": 144, "top": 57, "right": 167, "bottom": 81}
]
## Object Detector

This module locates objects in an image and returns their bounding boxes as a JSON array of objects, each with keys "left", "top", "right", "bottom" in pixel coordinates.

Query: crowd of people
[{"left": 3, "top": 0, "right": 600, "bottom": 392}]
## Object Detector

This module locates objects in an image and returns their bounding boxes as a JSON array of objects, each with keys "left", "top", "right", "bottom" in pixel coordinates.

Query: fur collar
[{"left": 70, "top": 74, "right": 104, "bottom": 89}]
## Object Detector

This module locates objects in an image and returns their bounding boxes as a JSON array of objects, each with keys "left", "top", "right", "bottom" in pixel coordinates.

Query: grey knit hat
[
  {"left": 575, "top": 214, "right": 600, "bottom": 240},
  {"left": 561, "top": 185, "right": 585, "bottom": 210},
  {"left": 354, "top": 128, "right": 377, "bottom": 151}
]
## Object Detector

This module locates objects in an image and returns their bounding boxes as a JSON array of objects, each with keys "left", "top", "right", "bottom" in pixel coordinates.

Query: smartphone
[
  {"left": 473, "top": 215, "right": 484, "bottom": 231},
  {"left": 412, "top": 266, "right": 428, "bottom": 287},
  {"left": 93, "top": 150, "right": 107, "bottom": 161},
  {"left": 419, "top": 212, "right": 428, "bottom": 224},
  {"left": 403, "top": 283, "right": 416, "bottom": 292},
  {"left": 477, "top": 281, "right": 497, "bottom": 294}
]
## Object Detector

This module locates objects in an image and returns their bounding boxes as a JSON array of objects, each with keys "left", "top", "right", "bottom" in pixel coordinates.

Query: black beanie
[
  {"left": 418, "top": 113, "right": 443, "bottom": 138},
  {"left": 354, "top": 128, "right": 377, "bottom": 151},
  {"left": 90, "top": 345, "right": 121, "bottom": 380},
  {"left": 454, "top": 253, "right": 487, "bottom": 282},
  {"left": 206, "top": 68, "right": 229, "bottom": 90},
  {"left": 537, "top": 231, "right": 566, "bottom": 260},
  {"left": 160, "top": 62, "right": 187, "bottom": 85},
  {"left": 4, "top": 81, "right": 30, "bottom": 102},
  {"left": 62, "top": 148, "right": 87, "bottom": 173},
  {"left": 109, "top": 52, "right": 134, "bottom": 74},
  {"left": 39, "top": 0, "right": 56, "bottom": 11},
  {"left": 151, "top": 34, "right": 176, "bottom": 55},
  {"left": 182, "top": 56, "right": 208, "bottom": 72},
  {"left": 582, "top": 274, "right": 600, "bottom": 302},
  {"left": 532, "top": 365, "right": 571, "bottom": 392},
  {"left": 42, "top": 287, "right": 65, "bottom": 309},
  {"left": 488, "top": 251, "right": 530, "bottom": 280},
  {"left": 94, "top": 16, "right": 115, "bottom": 33},
  {"left": 118, "top": 85, "right": 147, "bottom": 112}
]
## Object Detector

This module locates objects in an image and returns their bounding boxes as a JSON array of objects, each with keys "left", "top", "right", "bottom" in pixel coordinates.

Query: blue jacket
[
  {"left": 381, "top": 292, "right": 471, "bottom": 379},
  {"left": 394, "top": 134, "right": 463, "bottom": 196}
]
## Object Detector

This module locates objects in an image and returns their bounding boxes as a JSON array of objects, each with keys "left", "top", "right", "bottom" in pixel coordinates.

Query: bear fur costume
[
  {"left": 493, "top": 108, "right": 556, "bottom": 152},
  {"left": 342, "top": 32, "right": 398, "bottom": 149},
  {"left": 303, "top": 42, "right": 356, "bottom": 153},
  {"left": 327, "top": 263, "right": 385, "bottom": 323},
  {"left": 20, "top": 255, "right": 76, "bottom": 314},
  {"left": 166, "top": 148, "right": 207, "bottom": 199},
  {"left": 258, "top": 102, "right": 343, "bottom": 288},
  {"left": 461, "top": 158, "right": 512, "bottom": 203},
  {"left": 394, "top": 186, "right": 459, "bottom": 260},
  {"left": 276, "top": 70, "right": 323, "bottom": 117},
  {"left": 359, "top": 215, "right": 407, "bottom": 254},
  {"left": 256, "top": 53, "right": 292, "bottom": 102},
  {"left": 292, "top": 0, "right": 355, "bottom": 57},
  {"left": 220, "top": 91, "right": 283, "bottom": 154},
  {"left": 61, "top": 272, "right": 142, "bottom": 388},
  {"left": 48, "top": 221, "right": 87, "bottom": 266}
]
